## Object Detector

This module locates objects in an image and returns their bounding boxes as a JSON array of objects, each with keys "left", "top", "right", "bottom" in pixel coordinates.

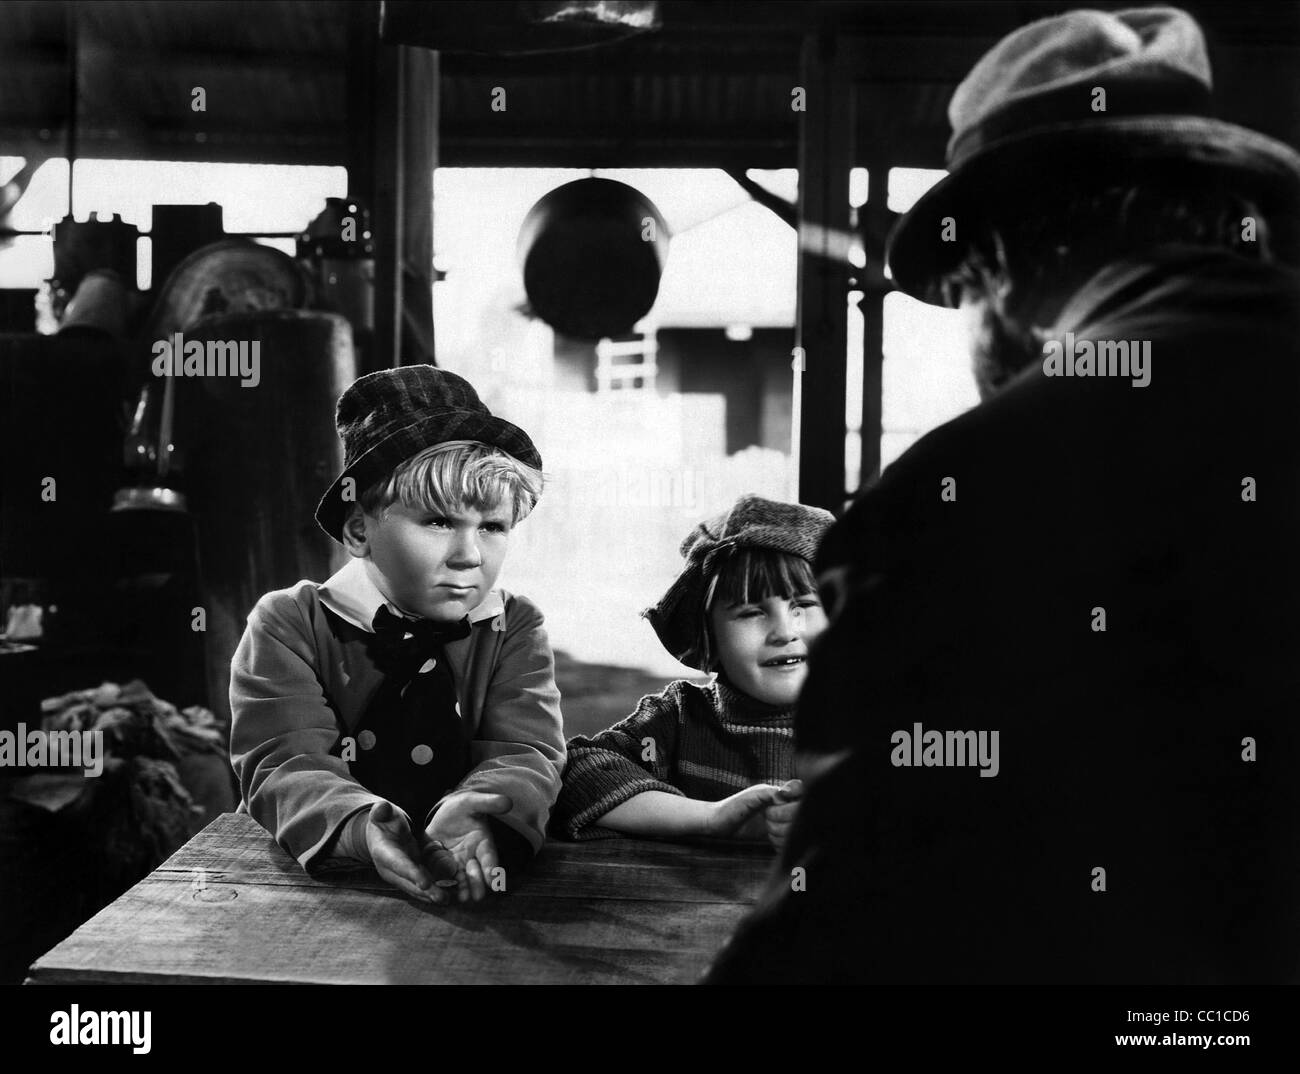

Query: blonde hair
[{"left": 359, "top": 440, "right": 544, "bottom": 524}]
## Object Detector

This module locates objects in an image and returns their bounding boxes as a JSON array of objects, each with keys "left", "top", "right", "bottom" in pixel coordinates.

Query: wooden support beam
[
  {"left": 857, "top": 156, "right": 889, "bottom": 489},
  {"left": 345, "top": 2, "right": 381, "bottom": 373},
  {"left": 346, "top": 2, "right": 437, "bottom": 372},
  {"left": 0, "top": 45, "right": 345, "bottom": 75},
  {"left": 400, "top": 47, "right": 438, "bottom": 366},
  {"left": 372, "top": 42, "right": 405, "bottom": 372},
  {"left": 795, "top": 30, "right": 852, "bottom": 512},
  {"left": 435, "top": 130, "right": 799, "bottom": 170}
]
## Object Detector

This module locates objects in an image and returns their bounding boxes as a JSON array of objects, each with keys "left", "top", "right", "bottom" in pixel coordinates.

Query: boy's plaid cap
[
  {"left": 642, "top": 494, "right": 835, "bottom": 671},
  {"left": 315, "top": 365, "right": 542, "bottom": 542}
]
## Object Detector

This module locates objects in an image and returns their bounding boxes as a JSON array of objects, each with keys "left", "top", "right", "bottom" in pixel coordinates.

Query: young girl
[{"left": 553, "top": 495, "right": 833, "bottom": 847}]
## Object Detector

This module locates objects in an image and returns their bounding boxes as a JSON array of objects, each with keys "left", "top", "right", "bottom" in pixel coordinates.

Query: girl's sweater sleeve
[{"left": 552, "top": 683, "right": 689, "bottom": 840}]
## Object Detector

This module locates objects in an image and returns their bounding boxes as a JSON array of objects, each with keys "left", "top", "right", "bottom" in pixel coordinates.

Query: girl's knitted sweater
[{"left": 552, "top": 676, "right": 795, "bottom": 839}]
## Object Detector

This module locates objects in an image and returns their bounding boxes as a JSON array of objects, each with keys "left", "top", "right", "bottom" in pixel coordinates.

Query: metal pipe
[{"left": 65, "top": 1, "right": 77, "bottom": 217}]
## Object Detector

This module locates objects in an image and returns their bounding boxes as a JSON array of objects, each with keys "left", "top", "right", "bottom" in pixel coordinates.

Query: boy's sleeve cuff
[
  {"left": 315, "top": 800, "right": 415, "bottom": 870},
  {"left": 334, "top": 806, "right": 375, "bottom": 864},
  {"left": 486, "top": 815, "right": 536, "bottom": 872}
]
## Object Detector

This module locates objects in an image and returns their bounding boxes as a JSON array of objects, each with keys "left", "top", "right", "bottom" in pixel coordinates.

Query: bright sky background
[
  {"left": 0, "top": 156, "right": 981, "bottom": 668},
  {"left": 0, "top": 157, "right": 345, "bottom": 288},
  {"left": 2, "top": 157, "right": 977, "bottom": 471}
]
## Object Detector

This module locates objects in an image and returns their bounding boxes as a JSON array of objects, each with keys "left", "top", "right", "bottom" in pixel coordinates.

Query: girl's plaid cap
[{"left": 642, "top": 494, "right": 835, "bottom": 670}]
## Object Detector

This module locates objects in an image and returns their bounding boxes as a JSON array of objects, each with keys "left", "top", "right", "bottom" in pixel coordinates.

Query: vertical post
[
  {"left": 65, "top": 0, "right": 78, "bottom": 216},
  {"left": 795, "top": 31, "right": 852, "bottom": 512},
  {"left": 346, "top": 1, "right": 380, "bottom": 375},
  {"left": 858, "top": 155, "right": 888, "bottom": 488},
  {"left": 348, "top": 2, "right": 438, "bottom": 372},
  {"left": 401, "top": 47, "right": 438, "bottom": 366},
  {"left": 372, "top": 43, "right": 406, "bottom": 371}
]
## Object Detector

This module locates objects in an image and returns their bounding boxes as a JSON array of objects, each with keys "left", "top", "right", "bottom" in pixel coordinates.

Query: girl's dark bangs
[{"left": 713, "top": 548, "right": 816, "bottom": 606}]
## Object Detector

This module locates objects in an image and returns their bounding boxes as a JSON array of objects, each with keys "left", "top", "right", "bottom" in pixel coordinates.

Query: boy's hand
[
  {"left": 705, "top": 784, "right": 783, "bottom": 841},
  {"left": 764, "top": 779, "right": 803, "bottom": 850},
  {"left": 423, "top": 791, "right": 513, "bottom": 903},
  {"left": 365, "top": 801, "right": 458, "bottom": 904}
]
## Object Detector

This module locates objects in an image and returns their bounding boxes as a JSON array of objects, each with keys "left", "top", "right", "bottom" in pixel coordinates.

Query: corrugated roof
[{"left": 0, "top": 1, "right": 1296, "bottom": 169}]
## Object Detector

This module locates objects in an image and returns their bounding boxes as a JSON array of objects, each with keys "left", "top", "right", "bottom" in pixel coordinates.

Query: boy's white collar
[{"left": 318, "top": 557, "right": 505, "bottom": 632}]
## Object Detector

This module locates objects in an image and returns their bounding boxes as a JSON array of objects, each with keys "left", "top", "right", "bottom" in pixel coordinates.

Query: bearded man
[{"left": 707, "top": 6, "right": 1300, "bottom": 984}]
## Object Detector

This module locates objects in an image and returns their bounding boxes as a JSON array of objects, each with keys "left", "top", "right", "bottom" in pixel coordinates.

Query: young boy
[
  {"left": 553, "top": 495, "right": 833, "bottom": 848},
  {"left": 229, "top": 365, "right": 564, "bottom": 905}
]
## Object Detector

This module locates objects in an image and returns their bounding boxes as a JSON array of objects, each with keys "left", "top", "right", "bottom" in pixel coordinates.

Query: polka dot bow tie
[
  {"left": 369, "top": 605, "right": 471, "bottom": 671},
  {"left": 350, "top": 605, "right": 474, "bottom": 824}
]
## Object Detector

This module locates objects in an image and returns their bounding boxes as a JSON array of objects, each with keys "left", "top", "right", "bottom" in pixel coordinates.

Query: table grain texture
[{"left": 25, "top": 812, "right": 774, "bottom": 985}]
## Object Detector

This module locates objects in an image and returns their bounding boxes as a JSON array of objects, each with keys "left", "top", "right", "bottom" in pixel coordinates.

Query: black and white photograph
[{"left": 0, "top": 0, "right": 1297, "bottom": 1054}]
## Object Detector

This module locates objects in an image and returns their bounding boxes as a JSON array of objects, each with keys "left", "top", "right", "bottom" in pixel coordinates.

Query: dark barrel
[
  {"left": 178, "top": 310, "right": 355, "bottom": 726},
  {"left": 517, "top": 177, "right": 669, "bottom": 340}
]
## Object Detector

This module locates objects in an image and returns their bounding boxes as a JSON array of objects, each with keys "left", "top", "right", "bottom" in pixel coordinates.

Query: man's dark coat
[{"left": 707, "top": 247, "right": 1300, "bottom": 984}]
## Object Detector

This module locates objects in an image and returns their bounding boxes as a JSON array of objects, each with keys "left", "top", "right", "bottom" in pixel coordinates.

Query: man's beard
[{"left": 967, "top": 301, "right": 1044, "bottom": 401}]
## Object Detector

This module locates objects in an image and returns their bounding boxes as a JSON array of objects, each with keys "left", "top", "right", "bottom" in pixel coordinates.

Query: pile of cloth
[{"left": 9, "top": 680, "right": 228, "bottom": 891}]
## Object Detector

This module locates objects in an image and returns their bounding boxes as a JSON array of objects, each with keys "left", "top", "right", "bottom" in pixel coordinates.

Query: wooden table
[{"left": 26, "top": 813, "right": 774, "bottom": 985}]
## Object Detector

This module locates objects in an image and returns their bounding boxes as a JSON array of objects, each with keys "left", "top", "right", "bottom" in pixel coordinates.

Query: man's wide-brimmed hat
[
  {"left": 643, "top": 495, "right": 835, "bottom": 671},
  {"left": 887, "top": 6, "right": 1300, "bottom": 306},
  {"left": 315, "top": 365, "right": 542, "bottom": 542}
]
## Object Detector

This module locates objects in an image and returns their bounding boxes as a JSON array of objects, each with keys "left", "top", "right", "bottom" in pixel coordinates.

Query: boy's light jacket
[{"left": 229, "top": 558, "right": 565, "bottom": 870}]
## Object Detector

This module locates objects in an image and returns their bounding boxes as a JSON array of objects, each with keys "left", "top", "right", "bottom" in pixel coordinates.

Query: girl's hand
[
  {"left": 706, "top": 784, "right": 784, "bottom": 840},
  {"left": 765, "top": 779, "right": 804, "bottom": 849}
]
